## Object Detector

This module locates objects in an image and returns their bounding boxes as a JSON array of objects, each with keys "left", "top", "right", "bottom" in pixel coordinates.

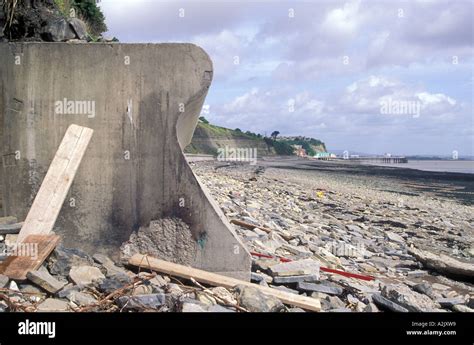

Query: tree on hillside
[
  {"left": 199, "top": 116, "right": 209, "bottom": 124},
  {"left": 72, "top": 0, "right": 107, "bottom": 36},
  {"left": 271, "top": 131, "right": 280, "bottom": 139}
]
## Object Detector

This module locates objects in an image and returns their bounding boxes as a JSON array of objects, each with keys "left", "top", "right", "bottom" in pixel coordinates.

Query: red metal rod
[
  {"left": 250, "top": 251, "right": 374, "bottom": 281},
  {"left": 320, "top": 266, "right": 374, "bottom": 281}
]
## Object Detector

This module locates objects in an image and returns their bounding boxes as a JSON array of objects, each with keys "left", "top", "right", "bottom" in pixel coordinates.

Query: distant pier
[{"left": 345, "top": 156, "right": 408, "bottom": 164}]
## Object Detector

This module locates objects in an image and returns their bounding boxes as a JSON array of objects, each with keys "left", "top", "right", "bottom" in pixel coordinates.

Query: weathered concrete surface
[{"left": 0, "top": 43, "right": 251, "bottom": 280}]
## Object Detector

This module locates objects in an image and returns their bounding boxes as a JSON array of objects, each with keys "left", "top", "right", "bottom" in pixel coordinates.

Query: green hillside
[{"left": 185, "top": 120, "right": 326, "bottom": 157}]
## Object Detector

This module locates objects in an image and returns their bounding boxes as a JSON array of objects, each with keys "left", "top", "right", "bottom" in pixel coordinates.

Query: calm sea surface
[{"left": 368, "top": 160, "right": 474, "bottom": 174}]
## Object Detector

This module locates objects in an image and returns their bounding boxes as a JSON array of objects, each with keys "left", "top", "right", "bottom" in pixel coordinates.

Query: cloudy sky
[{"left": 100, "top": 0, "right": 473, "bottom": 155}]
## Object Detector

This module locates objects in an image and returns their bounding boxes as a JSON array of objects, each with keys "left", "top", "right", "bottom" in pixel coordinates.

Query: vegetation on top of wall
[
  {"left": 53, "top": 0, "right": 69, "bottom": 16},
  {"left": 71, "top": 0, "right": 107, "bottom": 36}
]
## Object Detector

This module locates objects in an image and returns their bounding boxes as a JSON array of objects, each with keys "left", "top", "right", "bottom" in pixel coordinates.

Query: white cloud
[
  {"left": 322, "top": 0, "right": 362, "bottom": 37},
  {"left": 101, "top": 0, "right": 473, "bottom": 154},
  {"left": 416, "top": 92, "right": 456, "bottom": 106}
]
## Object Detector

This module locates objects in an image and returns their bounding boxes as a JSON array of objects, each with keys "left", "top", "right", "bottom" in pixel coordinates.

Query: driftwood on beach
[{"left": 408, "top": 246, "right": 474, "bottom": 280}]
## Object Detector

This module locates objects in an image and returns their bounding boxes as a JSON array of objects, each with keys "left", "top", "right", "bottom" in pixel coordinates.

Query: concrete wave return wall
[{"left": 0, "top": 43, "right": 251, "bottom": 280}]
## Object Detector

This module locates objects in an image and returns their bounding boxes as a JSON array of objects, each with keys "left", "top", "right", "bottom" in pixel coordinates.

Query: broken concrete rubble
[
  {"left": 381, "top": 285, "right": 441, "bottom": 312},
  {"left": 269, "top": 259, "right": 320, "bottom": 279},
  {"left": 297, "top": 281, "right": 344, "bottom": 296},
  {"left": 69, "top": 266, "right": 105, "bottom": 286},
  {"left": 273, "top": 274, "right": 318, "bottom": 284},
  {"left": 37, "top": 298, "right": 69, "bottom": 312},
  {"left": 117, "top": 294, "right": 166, "bottom": 311},
  {"left": 372, "top": 294, "right": 409, "bottom": 312},
  {"left": 26, "top": 269, "right": 66, "bottom": 294},
  {"left": 186, "top": 162, "right": 474, "bottom": 313},
  {"left": 408, "top": 246, "right": 474, "bottom": 280},
  {"left": 235, "top": 285, "right": 285, "bottom": 312},
  {"left": 48, "top": 246, "right": 95, "bottom": 276}
]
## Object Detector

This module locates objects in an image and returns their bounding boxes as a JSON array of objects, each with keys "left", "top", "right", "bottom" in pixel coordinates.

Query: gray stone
[
  {"left": 468, "top": 298, "right": 474, "bottom": 309},
  {"left": 208, "top": 304, "right": 235, "bottom": 312},
  {"left": 363, "top": 302, "right": 380, "bottom": 312},
  {"left": 66, "top": 291, "right": 97, "bottom": 306},
  {"left": 407, "top": 270, "right": 428, "bottom": 278},
  {"left": 381, "top": 285, "right": 440, "bottom": 312},
  {"left": 235, "top": 285, "right": 285, "bottom": 312},
  {"left": 251, "top": 272, "right": 270, "bottom": 286},
  {"left": 437, "top": 297, "right": 465, "bottom": 308},
  {"left": 269, "top": 259, "right": 320, "bottom": 278},
  {"left": 372, "top": 293, "right": 409, "bottom": 312},
  {"left": 209, "top": 287, "right": 237, "bottom": 305},
  {"left": 326, "top": 296, "right": 346, "bottom": 309},
  {"left": 452, "top": 304, "right": 474, "bottom": 313},
  {"left": 133, "top": 285, "right": 153, "bottom": 295},
  {"left": 97, "top": 274, "right": 132, "bottom": 294},
  {"left": 149, "top": 275, "right": 169, "bottom": 287},
  {"left": 167, "top": 283, "right": 183, "bottom": 297},
  {"left": 20, "top": 284, "right": 44, "bottom": 295},
  {"left": 48, "top": 246, "right": 94, "bottom": 276},
  {"left": 327, "top": 307, "right": 352, "bottom": 312},
  {"left": 386, "top": 232, "right": 405, "bottom": 243},
  {"left": 413, "top": 282, "right": 433, "bottom": 297},
  {"left": 69, "top": 266, "right": 105, "bottom": 285},
  {"left": 0, "top": 216, "right": 17, "bottom": 225},
  {"left": 347, "top": 294, "right": 360, "bottom": 305},
  {"left": 297, "top": 282, "right": 343, "bottom": 296},
  {"left": 0, "top": 301, "right": 8, "bottom": 312},
  {"left": 194, "top": 291, "right": 216, "bottom": 306},
  {"left": 27, "top": 270, "right": 66, "bottom": 294},
  {"left": 270, "top": 285, "right": 300, "bottom": 295},
  {"left": 42, "top": 18, "right": 76, "bottom": 42},
  {"left": 181, "top": 302, "right": 207, "bottom": 312},
  {"left": 346, "top": 224, "right": 361, "bottom": 232},
  {"left": 68, "top": 18, "right": 88, "bottom": 40},
  {"left": 252, "top": 258, "right": 281, "bottom": 273},
  {"left": 37, "top": 298, "right": 70, "bottom": 312},
  {"left": 93, "top": 253, "right": 128, "bottom": 277},
  {"left": 117, "top": 293, "right": 166, "bottom": 310},
  {"left": 0, "top": 274, "right": 9, "bottom": 288},
  {"left": 273, "top": 274, "right": 318, "bottom": 284},
  {"left": 311, "top": 292, "right": 329, "bottom": 299},
  {"left": 281, "top": 243, "right": 312, "bottom": 258},
  {"left": 57, "top": 285, "right": 82, "bottom": 299},
  {"left": 408, "top": 247, "right": 474, "bottom": 280},
  {"left": 288, "top": 307, "right": 306, "bottom": 312}
]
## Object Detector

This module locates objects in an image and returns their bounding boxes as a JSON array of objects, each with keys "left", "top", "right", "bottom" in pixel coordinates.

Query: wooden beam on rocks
[
  {"left": 128, "top": 254, "right": 321, "bottom": 312},
  {"left": 0, "top": 234, "right": 60, "bottom": 280},
  {"left": 230, "top": 219, "right": 272, "bottom": 233},
  {"left": 17, "top": 125, "right": 94, "bottom": 243},
  {"left": 230, "top": 219, "right": 294, "bottom": 241}
]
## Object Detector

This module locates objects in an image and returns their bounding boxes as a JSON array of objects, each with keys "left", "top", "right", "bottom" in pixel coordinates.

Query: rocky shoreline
[
  {"left": 0, "top": 158, "right": 472, "bottom": 313},
  {"left": 190, "top": 159, "right": 474, "bottom": 312}
]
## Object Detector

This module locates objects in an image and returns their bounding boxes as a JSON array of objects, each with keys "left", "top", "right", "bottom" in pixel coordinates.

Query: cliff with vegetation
[
  {"left": 185, "top": 119, "right": 326, "bottom": 157},
  {"left": 1, "top": 0, "right": 111, "bottom": 42}
]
